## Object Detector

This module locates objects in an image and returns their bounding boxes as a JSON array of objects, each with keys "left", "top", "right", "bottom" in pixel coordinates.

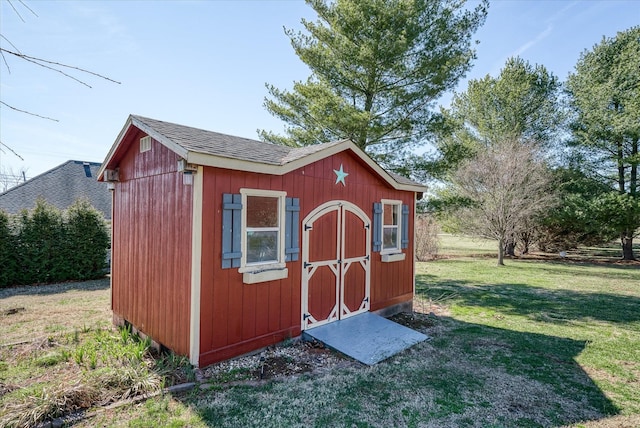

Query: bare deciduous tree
[
  {"left": 1, "top": 0, "right": 120, "bottom": 122},
  {"left": 452, "top": 140, "right": 555, "bottom": 265},
  {"left": 415, "top": 214, "right": 440, "bottom": 261}
]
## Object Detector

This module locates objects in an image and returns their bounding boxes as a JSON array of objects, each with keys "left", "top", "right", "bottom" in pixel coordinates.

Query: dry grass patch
[
  {"left": 0, "top": 326, "right": 192, "bottom": 427},
  {"left": 0, "top": 279, "right": 194, "bottom": 427},
  {"left": 0, "top": 278, "right": 111, "bottom": 346}
]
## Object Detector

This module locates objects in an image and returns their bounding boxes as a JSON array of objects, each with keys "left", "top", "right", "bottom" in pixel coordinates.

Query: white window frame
[
  {"left": 380, "top": 199, "right": 403, "bottom": 255},
  {"left": 238, "top": 188, "right": 287, "bottom": 274}
]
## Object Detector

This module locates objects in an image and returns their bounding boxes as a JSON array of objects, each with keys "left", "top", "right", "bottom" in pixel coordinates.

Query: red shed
[{"left": 98, "top": 115, "right": 426, "bottom": 367}]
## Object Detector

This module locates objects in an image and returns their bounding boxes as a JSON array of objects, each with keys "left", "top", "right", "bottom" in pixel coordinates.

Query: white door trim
[{"left": 301, "top": 200, "right": 371, "bottom": 330}]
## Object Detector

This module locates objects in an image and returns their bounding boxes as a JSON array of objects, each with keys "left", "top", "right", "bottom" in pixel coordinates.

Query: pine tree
[
  {"left": 260, "top": 0, "right": 487, "bottom": 171},
  {"left": 566, "top": 26, "right": 640, "bottom": 260}
]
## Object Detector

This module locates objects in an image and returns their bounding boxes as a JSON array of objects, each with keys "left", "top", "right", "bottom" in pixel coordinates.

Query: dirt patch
[
  {"left": 201, "top": 339, "right": 359, "bottom": 385},
  {"left": 390, "top": 311, "right": 436, "bottom": 331},
  {"left": 583, "top": 363, "right": 640, "bottom": 389},
  {"left": 435, "top": 348, "right": 605, "bottom": 427},
  {"left": 251, "top": 355, "right": 312, "bottom": 380},
  {"left": 0, "top": 382, "right": 17, "bottom": 396},
  {"left": 2, "top": 307, "right": 25, "bottom": 316}
]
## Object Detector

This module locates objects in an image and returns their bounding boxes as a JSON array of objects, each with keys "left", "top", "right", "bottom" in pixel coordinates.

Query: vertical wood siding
[
  {"left": 198, "top": 150, "right": 415, "bottom": 366},
  {"left": 111, "top": 132, "right": 192, "bottom": 356}
]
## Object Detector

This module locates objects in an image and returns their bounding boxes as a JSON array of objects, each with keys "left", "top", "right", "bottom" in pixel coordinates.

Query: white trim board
[{"left": 189, "top": 166, "right": 203, "bottom": 366}]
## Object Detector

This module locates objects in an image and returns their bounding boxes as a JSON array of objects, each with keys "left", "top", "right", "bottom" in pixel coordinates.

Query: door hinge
[
  {"left": 362, "top": 297, "right": 369, "bottom": 303},
  {"left": 304, "top": 261, "right": 312, "bottom": 268},
  {"left": 303, "top": 313, "right": 311, "bottom": 320},
  {"left": 304, "top": 224, "right": 313, "bottom": 231}
]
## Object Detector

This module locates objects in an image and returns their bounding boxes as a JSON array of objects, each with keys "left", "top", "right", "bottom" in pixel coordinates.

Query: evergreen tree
[
  {"left": 426, "top": 56, "right": 563, "bottom": 179},
  {"left": 17, "top": 198, "right": 66, "bottom": 284},
  {"left": 538, "top": 167, "right": 620, "bottom": 251},
  {"left": 0, "top": 210, "right": 18, "bottom": 287},
  {"left": 260, "top": 0, "right": 488, "bottom": 171},
  {"left": 566, "top": 26, "right": 640, "bottom": 260},
  {"left": 0, "top": 199, "right": 110, "bottom": 286},
  {"left": 65, "top": 199, "right": 110, "bottom": 280}
]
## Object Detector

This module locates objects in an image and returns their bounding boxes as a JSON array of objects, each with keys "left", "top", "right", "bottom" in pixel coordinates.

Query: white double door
[{"left": 301, "top": 201, "right": 371, "bottom": 330}]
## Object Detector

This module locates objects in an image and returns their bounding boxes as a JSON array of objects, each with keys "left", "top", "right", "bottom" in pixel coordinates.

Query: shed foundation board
[{"left": 302, "top": 312, "right": 429, "bottom": 365}]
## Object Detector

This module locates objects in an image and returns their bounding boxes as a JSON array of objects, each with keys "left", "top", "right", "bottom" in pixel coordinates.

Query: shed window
[
  {"left": 240, "top": 190, "right": 287, "bottom": 269},
  {"left": 382, "top": 201, "right": 401, "bottom": 252},
  {"left": 140, "top": 136, "right": 152, "bottom": 153},
  {"left": 373, "top": 199, "right": 409, "bottom": 261},
  {"left": 246, "top": 196, "right": 280, "bottom": 264},
  {"left": 222, "top": 190, "right": 299, "bottom": 282}
]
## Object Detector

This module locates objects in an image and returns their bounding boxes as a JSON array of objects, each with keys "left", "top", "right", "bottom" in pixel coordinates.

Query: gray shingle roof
[
  {"left": 0, "top": 161, "right": 111, "bottom": 219},
  {"left": 388, "top": 171, "right": 422, "bottom": 187},
  {"left": 122, "top": 115, "right": 425, "bottom": 190},
  {"left": 133, "top": 115, "right": 294, "bottom": 165}
]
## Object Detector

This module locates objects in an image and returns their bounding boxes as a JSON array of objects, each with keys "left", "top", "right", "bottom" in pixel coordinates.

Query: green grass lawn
[
  {"left": 2, "top": 238, "right": 639, "bottom": 427},
  {"left": 416, "top": 259, "right": 640, "bottom": 417},
  {"left": 437, "top": 233, "right": 497, "bottom": 257}
]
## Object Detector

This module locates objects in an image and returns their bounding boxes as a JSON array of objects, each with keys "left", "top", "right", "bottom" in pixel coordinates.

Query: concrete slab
[{"left": 302, "top": 312, "right": 429, "bottom": 365}]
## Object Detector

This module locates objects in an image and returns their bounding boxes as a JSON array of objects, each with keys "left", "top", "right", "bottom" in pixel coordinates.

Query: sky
[{"left": 1, "top": 0, "right": 639, "bottom": 182}]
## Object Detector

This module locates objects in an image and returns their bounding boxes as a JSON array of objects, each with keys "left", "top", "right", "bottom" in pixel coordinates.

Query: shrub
[
  {"left": 0, "top": 198, "right": 110, "bottom": 287},
  {"left": 65, "top": 199, "right": 110, "bottom": 280},
  {"left": 0, "top": 210, "right": 18, "bottom": 287},
  {"left": 17, "top": 199, "right": 67, "bottom": 284}
]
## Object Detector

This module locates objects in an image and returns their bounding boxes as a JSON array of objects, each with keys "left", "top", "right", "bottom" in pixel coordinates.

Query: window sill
[
  {"left": 381, "top": 253, "right": 406, "bottom": 263},
  {"left": 243, "top": 268, "right": 288, "bottom": 284},
  {"left": 238, "top": 262, "right": 285, "bottom": 274}
]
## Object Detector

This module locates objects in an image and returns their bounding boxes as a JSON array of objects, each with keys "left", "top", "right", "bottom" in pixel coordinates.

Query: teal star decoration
[{"left": 333, "top": 164, "right": 349, "bottom": 186}]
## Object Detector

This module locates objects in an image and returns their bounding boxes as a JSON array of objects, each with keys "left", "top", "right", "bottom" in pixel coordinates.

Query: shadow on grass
[
  {"left": 417, "top": 316, "right": 620, "bottom": 424},
  {"left": 155, "top": 315, "right": 619, "bottom": 427},
  {"left": 0, "top": 277, "right": 110, "bottom": 299},
  {"left": 416, "top": 272, "right": 640, "bottom": 325},
  {"left": 519, "top": 258, "right": 640, "bottom": 279}
]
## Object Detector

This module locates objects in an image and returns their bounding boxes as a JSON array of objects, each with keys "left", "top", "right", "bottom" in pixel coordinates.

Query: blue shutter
[
  {"left": 401, "top": 204, "right": 410, "bottom": 249},
  {"left": 373, "top": 202, "right": 382, "bottom": 252},
  {"left": 285, "top": 197, "right": 300, "bottom": 262},
  {"left": 222, "top": 193, "right": 242, "bottom": 268}
]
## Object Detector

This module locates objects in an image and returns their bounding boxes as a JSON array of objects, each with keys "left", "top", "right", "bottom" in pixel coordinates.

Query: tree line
[
  {"left": 0, "top": 198, "right": 110, "bottom": 287},
  {"left": 261, "top": 0, "right": 639, "bottom": 262}
]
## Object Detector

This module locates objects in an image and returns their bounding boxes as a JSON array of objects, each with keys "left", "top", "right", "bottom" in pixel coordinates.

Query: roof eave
[
  {"left": 97, "top": 116, "right": 134, "bottom": 181},
  {"left": 187, "top": 140, "right": 427, "bottom": 193}
]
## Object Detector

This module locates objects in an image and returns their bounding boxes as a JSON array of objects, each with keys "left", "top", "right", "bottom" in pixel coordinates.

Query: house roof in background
[
  {"left": 0, "top": 160, "right": 111, "bottom": 219},
  {"left": 98, "top": 115, "right": 426, "bottom": 193}
]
